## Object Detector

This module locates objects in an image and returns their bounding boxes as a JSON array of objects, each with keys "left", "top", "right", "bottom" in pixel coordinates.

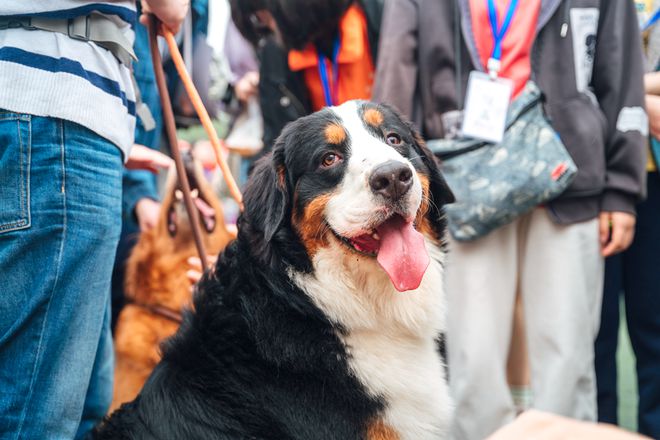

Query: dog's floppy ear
[
  {"left": 240, "top": 127, "right": 311, "bottom": 271},
  {"left": 242, "top": 144, "right": 290, "bottom": 243},
  {"left": 410, "top": 126, "right": 455, "bottom": 207}
]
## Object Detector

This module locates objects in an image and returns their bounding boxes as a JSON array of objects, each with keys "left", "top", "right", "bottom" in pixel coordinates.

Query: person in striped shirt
[{"left": 0, "top": 2, "right": 187, "bottom": 439}]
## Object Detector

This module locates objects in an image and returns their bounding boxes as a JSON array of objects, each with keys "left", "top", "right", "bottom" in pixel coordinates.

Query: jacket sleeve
[
  {"left": 257, "top": 37, "right": 309, "bottom": 154},
  {"left": 372, "top": 0, "right": 418, "bottom": 120},
  {"left": 592, "top": 0, "right": 647, "bottom": 214}
]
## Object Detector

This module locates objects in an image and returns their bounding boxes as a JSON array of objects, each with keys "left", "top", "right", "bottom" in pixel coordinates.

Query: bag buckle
[
  {"left": 67, "top": 15, "right": 90, "bottom": 41},
  {"left": 0, "top": 17, "right": 35, "bottom": 31}
]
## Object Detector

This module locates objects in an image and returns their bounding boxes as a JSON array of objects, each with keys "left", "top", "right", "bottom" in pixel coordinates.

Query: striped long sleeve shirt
[{"left": 0, "top": 2, "right": 138, "bottom": 156}]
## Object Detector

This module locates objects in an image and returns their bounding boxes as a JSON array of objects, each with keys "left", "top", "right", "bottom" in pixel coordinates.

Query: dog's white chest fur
[
  {"left": 344, "top": 329, "right": 451, "bottom": 439},
  {"left": 291, "top": 241, "right": 452, "bottom": 439}
]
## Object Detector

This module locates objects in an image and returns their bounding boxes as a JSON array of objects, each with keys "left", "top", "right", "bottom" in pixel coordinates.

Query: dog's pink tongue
[
  {"left": 376, "top": 216, "right": 429, "bottom": 292},
  {"left": 193, "top": 197, "right": 215, "bottom": 218}
]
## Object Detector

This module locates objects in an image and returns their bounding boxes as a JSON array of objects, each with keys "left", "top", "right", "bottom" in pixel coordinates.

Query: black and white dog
[{"left": 96, "top": 100, "right": 455, "bottom": 439}]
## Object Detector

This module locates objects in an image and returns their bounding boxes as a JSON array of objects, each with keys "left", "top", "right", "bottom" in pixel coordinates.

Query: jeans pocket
[{"left": 0, "top": 111, "right": 31, "bottom": 233}]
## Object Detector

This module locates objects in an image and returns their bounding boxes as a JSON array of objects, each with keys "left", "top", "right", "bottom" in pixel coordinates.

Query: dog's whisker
[{"left": 426, "top": 196, "right": 440, "bottom": 214}]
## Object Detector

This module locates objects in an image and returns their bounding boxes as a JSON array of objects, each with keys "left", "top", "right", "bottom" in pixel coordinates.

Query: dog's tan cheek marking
[
  {"left": 324, "top": 123, "right": 347, "bottom": 144},
  {"left": 292, "top": 193, "right": 332, "bottom": 257},
  {"left": 415, "top": 174, "right": 439, "bottom": 243},
  {"left": 367, "top": 420, "right": 400, "bottom": 440},
  {"left": 363, "top": 108, "right": 384, "bottom": 127}
]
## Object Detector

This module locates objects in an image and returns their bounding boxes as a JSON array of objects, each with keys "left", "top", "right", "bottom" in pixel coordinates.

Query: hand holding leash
[
  {"left": 125, "top": 144, "right": 174, "bottom": 173},
  {"left": 140, "top": 0, "right": 189, "bottom": 35}
]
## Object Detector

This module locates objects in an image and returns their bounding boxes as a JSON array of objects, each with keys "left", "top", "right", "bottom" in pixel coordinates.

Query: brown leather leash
[
  {"left": 147, "top": 16, "right": 244, "bottom": 271},
  {"left": 147, "top": 16, "right": 206, "bottom": 268},
  {"left": 128, "top": 300, "right": 183, "bottom": 324}
]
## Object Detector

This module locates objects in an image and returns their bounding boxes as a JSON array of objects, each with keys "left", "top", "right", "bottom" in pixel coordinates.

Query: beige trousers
[{"left": 446, "top": 208, "right": 604, "bottom": 440}]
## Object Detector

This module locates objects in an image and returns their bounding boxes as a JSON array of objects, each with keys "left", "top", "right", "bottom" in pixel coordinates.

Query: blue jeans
[
  {"left": 595, "top": 171, "right": 660, "bottom": 438},
  {"left": 75, "top": 294, "right": 114, "bottom": 440},
  {"left": 0, "top": 112, "right": 122, "bottom": 439}
]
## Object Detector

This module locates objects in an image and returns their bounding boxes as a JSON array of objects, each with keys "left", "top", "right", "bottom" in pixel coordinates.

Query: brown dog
[{"left": 110, "top": 149, "right": 234, "bottom": 413}]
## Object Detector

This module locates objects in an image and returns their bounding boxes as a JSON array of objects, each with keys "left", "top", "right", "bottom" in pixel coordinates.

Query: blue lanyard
[
  {"left": 643, "top": 7, "right": 660, "bottom": 31},
  {"left": 487, "top": 0, "right": 519, "bottom": 74},
  {"left": 317, "top": 35, "right": 341, "bottom": 107}
]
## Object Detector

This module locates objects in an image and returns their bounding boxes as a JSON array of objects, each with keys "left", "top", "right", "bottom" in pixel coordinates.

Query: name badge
[{"left": 461, "top": 71, "right": 513, "bottom": 143}]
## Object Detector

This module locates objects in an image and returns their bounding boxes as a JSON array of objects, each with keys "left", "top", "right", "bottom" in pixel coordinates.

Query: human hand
[
  {"left": 235, "top": 72, "right": 260, "bottom": 102},
  {"left": 125, "top": 144, "right": 173, "bottom": 173},
  {"left": 646, "top": 94, "right": 660, "bottom": 140},
  {"left": 599, "top": 211, "right": 636, "bottom": 257},
  {"left": 186, "top": 255, "right": 218, "bottom": 291},
  {"left": 487, "top": 410, "right": 648, "bottom": 439},
  {"left": 135, "top": 198, "right": 161, "bottom": 231},
  {"left": 644, "top": 71, "right": 660, "bottom": 96},
  {"left": 140, "top": 0, "right": 190, "bottom": 35}
]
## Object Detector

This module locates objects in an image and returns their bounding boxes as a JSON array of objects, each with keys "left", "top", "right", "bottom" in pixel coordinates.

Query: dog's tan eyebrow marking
[
  {"left": 363, "top": 108, "right": 384, "bottom": 127},
  {"left": 324, "top": 123, "right": 347, "bottom": 144}
]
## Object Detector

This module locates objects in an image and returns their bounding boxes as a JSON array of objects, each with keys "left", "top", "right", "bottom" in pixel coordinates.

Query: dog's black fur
[{"left": 95, "top": 102, "right": 453, "bottom": 439}]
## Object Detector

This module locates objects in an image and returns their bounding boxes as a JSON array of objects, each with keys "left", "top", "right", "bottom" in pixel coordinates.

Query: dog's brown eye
[
  {"left": 386, "top": 133, "right": 402, "bottom": 146},
  {"left": 321, "top": 152, "right": 342, "bottom": 168}
]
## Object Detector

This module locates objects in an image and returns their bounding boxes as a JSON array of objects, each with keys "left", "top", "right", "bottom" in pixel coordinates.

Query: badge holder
[
  {"left": 461, "top": 60, "right": 513, "bottom": 144},
  {"left": 460, "top": 0, "right": 517, "bottom": 144}
]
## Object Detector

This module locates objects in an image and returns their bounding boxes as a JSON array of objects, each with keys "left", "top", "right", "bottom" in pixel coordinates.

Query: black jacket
[
  {"left": 374, "top": 0, "right": 647, "bottom": 223},
  {"left": 257, "top": 0, "right": 384, "bottom": 154}
]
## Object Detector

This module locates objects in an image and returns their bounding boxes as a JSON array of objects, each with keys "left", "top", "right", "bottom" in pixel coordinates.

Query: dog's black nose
[{"left": 369, "top": 161, "right": 413, "bottom": 201}]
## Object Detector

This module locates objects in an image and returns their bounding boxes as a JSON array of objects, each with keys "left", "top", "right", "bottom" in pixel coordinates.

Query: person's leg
[
  {"left": 446, "top": 219, "right": 520, "bottom": 440},
  {"left": 507, "top": 292, "right": 532, "bottom": 414},
  {"left": 622, "top": 171, "right": 660, "bottom": 438},
  {"left": 111, "top": 21, "right": 162, "bottom": 332},
  {"left": 75, "top": 295, "right": 115, "bottom": 440},
  {"left": 594, "top": 254, "right": 623, "bottom": 425},
  {"left": 0, "top": 114, "right": 122, "bottom": 440},
  {"left": 521, "top": 208, "right": 603, "bottom": 420},
  {"left": 111, "top": 225, "right": 140, "bottom": 332}
]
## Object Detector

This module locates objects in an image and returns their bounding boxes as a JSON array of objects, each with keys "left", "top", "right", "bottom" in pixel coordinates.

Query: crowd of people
[{"left": 0, "top": 0, "right": 658, "bottom": 439}]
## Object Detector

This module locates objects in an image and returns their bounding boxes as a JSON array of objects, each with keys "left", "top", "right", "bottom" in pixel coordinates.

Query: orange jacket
[{"left": 288, "top": 5, "right": 374, "bottom": 111}]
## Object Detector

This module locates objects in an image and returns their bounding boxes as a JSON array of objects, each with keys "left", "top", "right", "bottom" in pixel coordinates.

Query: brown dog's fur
[{"left": 110, "top": 157, "right": 234, "bottom": 413}]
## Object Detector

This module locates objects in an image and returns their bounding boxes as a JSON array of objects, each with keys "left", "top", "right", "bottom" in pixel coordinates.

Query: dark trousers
[{"left": 595, "top": 172, "right": 660, "bottom": 437}]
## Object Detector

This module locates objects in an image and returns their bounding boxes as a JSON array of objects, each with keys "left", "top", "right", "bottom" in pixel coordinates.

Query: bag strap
[
  {"left": 0, "top": 14, "right": 158, "bottom": 130},
  {"left": 0, "top": 14, "right": 137, "bottom": 66}
]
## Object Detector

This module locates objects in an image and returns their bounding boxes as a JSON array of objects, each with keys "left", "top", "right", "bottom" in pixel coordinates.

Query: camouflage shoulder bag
[{"left": 427, "top": 81, "right": 576, "bottom": 241}]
